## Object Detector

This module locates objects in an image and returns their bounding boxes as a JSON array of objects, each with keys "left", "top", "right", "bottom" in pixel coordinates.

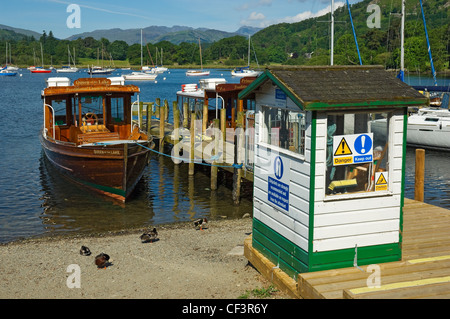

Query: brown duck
[
  {"left": 140, "top": 227, "right": 158, "bottom": 243},
  {"left": 95, "top": 253, "right": 110, "bottom": 269}
]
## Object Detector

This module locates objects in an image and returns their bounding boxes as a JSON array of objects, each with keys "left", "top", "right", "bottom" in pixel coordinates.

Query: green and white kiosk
[{"left": 239, "top": 66, "right": 428, "bottom": 277}]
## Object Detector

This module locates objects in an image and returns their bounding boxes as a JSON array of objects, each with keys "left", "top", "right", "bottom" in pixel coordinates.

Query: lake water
[{"left": 0, "top": 70, "right": 448, "bottom": 243}]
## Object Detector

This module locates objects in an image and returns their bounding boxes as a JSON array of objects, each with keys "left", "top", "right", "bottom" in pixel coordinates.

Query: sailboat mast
[
  {"left": 199, "top": 38, "right": 203, "bottom": 70},
  {"left": 248, "top": 35, "right": 251, "bottom": 67},
  {"left": 400, "top": 0, "right": 405, "bottom": 81},
  {"left": 419, "top": 0, "right": 437, "bottom": 86},
  {"left": 141, "top": 29, "right": 143, "bottom": 69},
  {"left": 330, "top": 0, "right": 334, "bottom": 65}
]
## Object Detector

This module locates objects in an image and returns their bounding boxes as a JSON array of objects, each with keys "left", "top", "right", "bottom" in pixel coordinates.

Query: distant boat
[
  {"left": 88, "top": 66, "right": 114, "bottom": 75},
  {"left": 186, "top": 69, "right": 210, "bottom": 77},
  {"left": 56, "top": 46, "right": 79, "bottom": 73},
  {"left": 31, "top": 43, "right": 52, "bottom": 74},
  {"left": 31, "top": 67, "right": 52, "bottom": 74},
  {"left": 231, "top": 66, "right": 261, "bottom": 77},
  {"left": 231, "top": 35, "right": 261, "bottom": 78},
  {"left": 123, "top": 72, "right": 157, "bottom": 81},
  {"left": 0, "top": 67, "right": 17, "bottom": 76},
  {"left": 186, "top": 38, "right": 209, "bottom": 77}
]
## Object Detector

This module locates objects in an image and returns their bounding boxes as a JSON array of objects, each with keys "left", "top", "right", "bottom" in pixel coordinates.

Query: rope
[{"left": 134, "top": 142, "right": 244, "bottom": 169}]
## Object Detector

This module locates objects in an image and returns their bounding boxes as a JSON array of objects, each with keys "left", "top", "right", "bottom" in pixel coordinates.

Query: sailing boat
[
  {"left": 56, "top": 46, "right": 79, "bottom": 73},
  {"left": 1, "top": 43, "right": 17, "bottom": 76},
  {"left": 186, "top": 39, "right": 210, "bottom": 76},
  {"left": 123, "top": 29, "right": 158, "bottom": 81},
  {"left": 31, "top": 43, "right": 52, "bottom": 73},
  {"left": 231, "top": 35, "right": 262, "bottom": 77}
]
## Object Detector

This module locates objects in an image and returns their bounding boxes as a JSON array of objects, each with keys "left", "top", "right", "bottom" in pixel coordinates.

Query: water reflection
[{"left": 37, "top": 149, "right": 253, "bottom": 239}]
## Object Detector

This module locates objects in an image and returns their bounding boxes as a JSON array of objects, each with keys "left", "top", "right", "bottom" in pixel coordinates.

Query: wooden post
[
  {"left": 139, "top": 101, "right": 144, "bottom": 128},
  {"left": 232, "top": 112, "right": 245, "bottom": 205},
  {"left": 203, "top": 103, "right": 208, "bottom": 134},
  {"left": 159, "top": 104, "right": 165, "bottom": 152},
  {"left": 211, "top": 118, "right": 220, "bottom": 191},
  {"left": 183, "top": 102, "right": 189, "bottom": 128},
  {"left": 189, "top": 112, "right": 195, "bottom": 176},
  {"left": 415, "top": 148, "right": 425, "bottom": 202},
  {"left": 220, "top": 108, "right": 226, "bottom": 161},
  {"left": 164, "top": 99, "right": 169, "bottom": 121},
  {"left": 147, "top": 102, "right": 154, "bottom": 138},
  {"left": 173, "top": 101, "right": 180, "bottom": 141}
]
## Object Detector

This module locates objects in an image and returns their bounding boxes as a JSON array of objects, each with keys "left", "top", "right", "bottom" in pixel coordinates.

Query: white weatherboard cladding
[
  {"left": 312, "top": 110, "right": 404, "bottom": 252},
  {"left": 253, "top": 89, "right": 312, "bottom": 253}
]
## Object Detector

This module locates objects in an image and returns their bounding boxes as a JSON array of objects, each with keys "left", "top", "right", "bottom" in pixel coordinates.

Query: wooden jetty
[
  {"left": 132, "top": 98, "right": 254, "bottom": 204},
  {"left": 245, "top": 198, "right": 450, "bottom": 299}
]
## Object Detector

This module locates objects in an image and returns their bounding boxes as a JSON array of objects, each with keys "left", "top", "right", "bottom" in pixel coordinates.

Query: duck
[
  {"left": 194, "top": 218, "right": 208, "bottom": 230},
  {"left": 95, "top": 253, "right": 110, "bottom": 269},
  {"left": 79, "top": 246, "right": 91, "bottom": 256},
  {"left": 140, "top": 227, "right": 158, "bottom": 243}
]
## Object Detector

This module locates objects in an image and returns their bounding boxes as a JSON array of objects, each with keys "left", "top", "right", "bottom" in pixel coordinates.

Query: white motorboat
[{"left": 123, "top": 72, "right": 157, "bottom": 81}]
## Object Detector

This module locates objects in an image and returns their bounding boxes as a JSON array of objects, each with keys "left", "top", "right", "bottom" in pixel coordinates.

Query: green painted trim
[
  {"left": 304, "top": 99, "right": 427, "bottom": 111},
  {"left": 399, "top": 109, "right": 408, "bottom": 254},
  {"left": 76, "top": 177, "right": 125, "bottom": 198},
  {"left": 238, "top": 70, "right": 306, "bottom": 110},
  {"left": 309, "top": 243, "right": 402, "bottom": 272},
  {"left": 307, "top": 111, "right": 317, "bottom": 270},
  {"left": 252, "top": 218, "right": 309, "bottom": 277}
]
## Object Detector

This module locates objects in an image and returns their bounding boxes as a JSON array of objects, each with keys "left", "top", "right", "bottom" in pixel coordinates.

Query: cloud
[
  {"left": 241, "top": 1, "right": 345, "bottom": 28},
  {"left": 48, "top": 0, "right": 152, "bottom": 20}
]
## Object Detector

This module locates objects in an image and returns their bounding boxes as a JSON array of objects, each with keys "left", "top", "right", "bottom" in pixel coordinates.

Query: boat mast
[
  {"left": 248, "top": 35, "right": 251, "bottom": 67},
  {"left": 40, "top": 42, "right": 44, "bottom": 68},
  {"left": 330, "top": 0, "right": 334, "bottom": 65},
  {"left": 199, "top": 38, "right": 203, "bottom": 70},
  {"left": 141, "top": 29, "right": 143, "bottom": 69},
  {"left": 399, "top": 0, "right": 405, "bottom": 82},
  {"left": 419, "top": 0, "right": 437, "bottom": 86}
]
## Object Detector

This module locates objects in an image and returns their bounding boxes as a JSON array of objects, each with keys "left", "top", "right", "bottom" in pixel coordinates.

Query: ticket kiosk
[{"left": 239, "top": 66, "right": 428, "bottom": 277}]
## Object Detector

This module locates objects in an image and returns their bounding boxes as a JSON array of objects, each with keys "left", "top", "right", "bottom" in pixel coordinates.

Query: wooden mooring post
[
  {"left": 159, "top": 103, "right": 165, "bottom": 152},
  {"left": 415, "top": 148, "right": 425, "bottom": 202},
  {"left": 211, "top": 118, "right": 220, "bottom": 191},
  {"left": 189, "top": 112, "right": 195, "bottom": 176},
  {"left": 232, "top": 111, "right": 245, "bottom": 204}
]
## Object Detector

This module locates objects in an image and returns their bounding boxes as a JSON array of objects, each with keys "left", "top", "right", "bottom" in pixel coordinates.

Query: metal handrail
[{"left": 44, "top": 103, "right": 56, "bottom": 140}]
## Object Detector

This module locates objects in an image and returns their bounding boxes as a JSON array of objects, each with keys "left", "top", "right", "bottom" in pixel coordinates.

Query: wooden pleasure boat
[{"left": 40, "top": 77, "right": 154, "bottom": 202}]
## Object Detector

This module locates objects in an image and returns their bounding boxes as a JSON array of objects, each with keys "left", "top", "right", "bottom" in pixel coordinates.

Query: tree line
[{"left": 1, "top": 0, "right": 449, "bottom": 72}]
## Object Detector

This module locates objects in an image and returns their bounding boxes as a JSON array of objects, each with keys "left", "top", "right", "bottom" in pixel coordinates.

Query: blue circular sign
[
  {"left": 354, "top": 134, "right": 372, "bottom": 155},
  {"left": 274, "top": 156, "right": 283, "bottom": 180}
]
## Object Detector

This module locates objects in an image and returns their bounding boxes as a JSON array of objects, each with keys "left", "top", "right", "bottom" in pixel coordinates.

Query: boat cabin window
[
  {"left": 260, "top": 106, "right": 306, "bottom": 156},
  {"left": 78, "top": 95, "right": 105, "bottom": 127},
  {"left": 51, "top": 99, "right": 68, "bottom": 126},
  {"left": 325, "top": 112, "right": 390, "bottom": 196},
  {"left": 110, "top": 97, "right": 125, "bottom": 123}
]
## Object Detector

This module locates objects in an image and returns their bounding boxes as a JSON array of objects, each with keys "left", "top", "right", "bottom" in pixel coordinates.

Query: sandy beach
[{"left": 0, "top": 217, "right": 290, "bottom": 299}]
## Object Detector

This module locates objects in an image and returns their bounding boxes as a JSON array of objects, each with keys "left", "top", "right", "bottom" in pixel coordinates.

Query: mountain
[
  {"left": 66, "top": 25, "right": 261, "bottom": 45},
  {"left": 0, "top": 24, "right": 41, "bottom": 40}
]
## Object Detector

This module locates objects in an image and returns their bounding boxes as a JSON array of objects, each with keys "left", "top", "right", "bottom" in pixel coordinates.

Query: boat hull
[{"left": 39, "top": 132, "right": 153, "bottom": 202}]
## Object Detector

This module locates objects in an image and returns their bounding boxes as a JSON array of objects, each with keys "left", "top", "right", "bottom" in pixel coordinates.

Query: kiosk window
[
  {"left": 325, "top": 112, "right": 389, "bottom": 196},
  {"left": 262, "top": 106, "right": 306, "bottom": 156}
]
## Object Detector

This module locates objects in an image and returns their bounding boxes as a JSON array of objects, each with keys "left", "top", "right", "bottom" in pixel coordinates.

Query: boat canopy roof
[{"left": 42, "top": 77, "right": 140, "bottom": 97}]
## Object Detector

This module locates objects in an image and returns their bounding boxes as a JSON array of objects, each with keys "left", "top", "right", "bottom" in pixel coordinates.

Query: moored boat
[
  {"left": 40, "top": 77, "right": 154, "bottom": 202},
  {"left": 123, "top": 72, "right": 158, "bottom": 81}
]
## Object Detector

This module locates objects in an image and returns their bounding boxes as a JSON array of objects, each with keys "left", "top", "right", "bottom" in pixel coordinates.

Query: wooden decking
[{"left": 245, "top": 198, "right": 450, "bottom": 299}]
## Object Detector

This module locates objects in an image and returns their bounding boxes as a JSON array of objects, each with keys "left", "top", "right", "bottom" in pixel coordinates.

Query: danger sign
[
  {"left": 375, "top": 172, "right": 388, "bottom": 191},
  {"left": 333, "top": 133, "right": 373, "bottom": 166}
]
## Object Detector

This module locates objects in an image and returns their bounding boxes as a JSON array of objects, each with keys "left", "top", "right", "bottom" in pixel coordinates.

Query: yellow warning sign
[
  {"left": 375, "top": 172, "right": 388, "bottom": 191},
  {"left": 334, "top": 137, "right": 353, "bottom": 156}
]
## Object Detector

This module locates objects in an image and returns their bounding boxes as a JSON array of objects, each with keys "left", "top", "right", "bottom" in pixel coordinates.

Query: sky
[{"left": 2, "top": 0, "right": 363, "bottom": 39}]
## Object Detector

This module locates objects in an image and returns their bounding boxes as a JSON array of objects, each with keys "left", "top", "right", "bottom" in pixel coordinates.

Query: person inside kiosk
[{"left": 326, "top": 112, "right": 389, "bottom": 196}]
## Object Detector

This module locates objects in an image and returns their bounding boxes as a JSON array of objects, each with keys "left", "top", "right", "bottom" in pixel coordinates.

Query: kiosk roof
[{"left": 238, "top": 66, "right": 428, "bottom": 111}]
